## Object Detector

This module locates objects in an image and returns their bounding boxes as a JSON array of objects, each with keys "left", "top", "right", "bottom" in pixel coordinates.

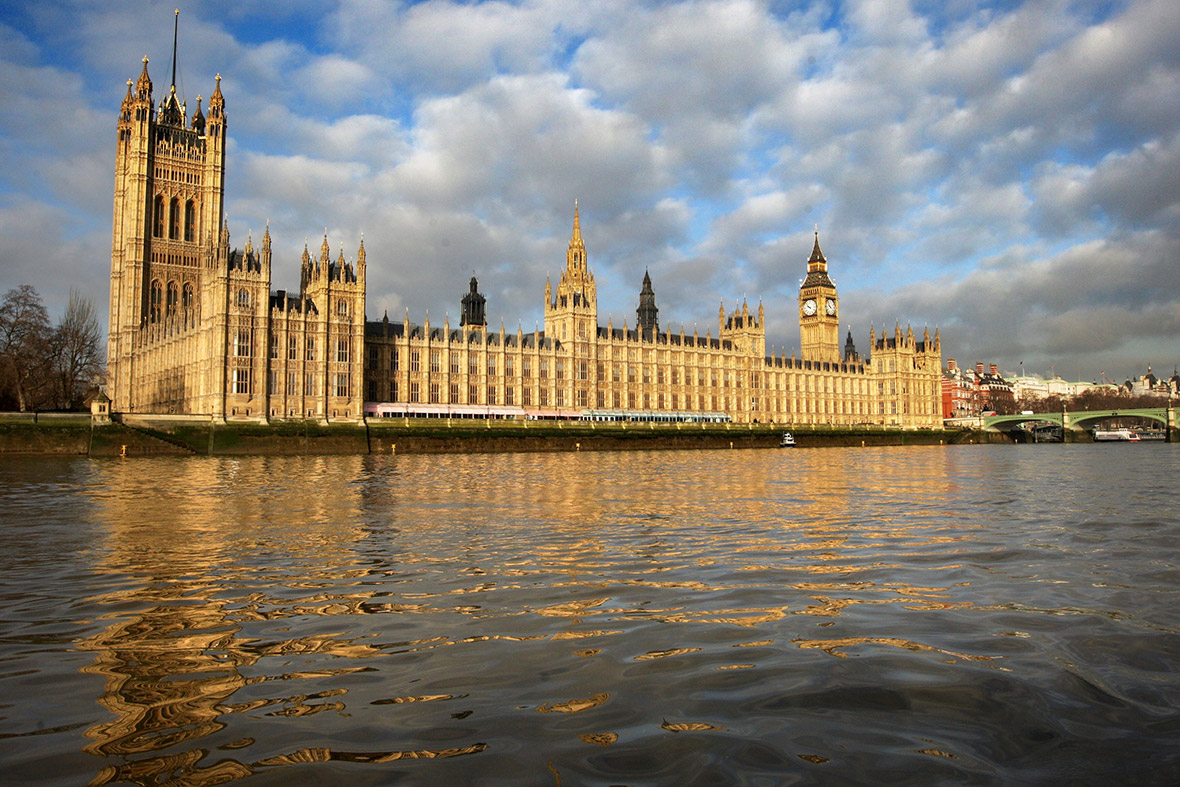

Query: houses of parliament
[{"left": 107, "top": 54, "right": 942, "bottom": 428}]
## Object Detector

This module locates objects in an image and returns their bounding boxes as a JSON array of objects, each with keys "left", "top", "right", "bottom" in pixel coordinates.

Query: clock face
[
  {"left": 825, "top": 298, "right": 837, "bottom": 315},
  {"left": 802, "top": 298, "right": 817, "bottom": 316}
]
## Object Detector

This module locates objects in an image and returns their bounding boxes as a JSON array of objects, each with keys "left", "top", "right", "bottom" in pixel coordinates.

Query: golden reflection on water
[{"left": 71, "top": 448, "right": 985, "bottom": 783}]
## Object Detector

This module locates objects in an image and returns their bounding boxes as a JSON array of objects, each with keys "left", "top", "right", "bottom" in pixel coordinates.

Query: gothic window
[
  {"left": 234, "top": 328, "right": 251, "bottom": 357},
  {"left": 287, "top": 372, "right": 298, "bottom": 395},
  {"left": 469, "top": 356, "right": 478, "bottom": 375},
  {"left": 184, "top": 200, "right": 196, "bottom": 242},
  {"left": 410, "top": 382, "right": 420, "bottom": 403},
  {"left": 305, "top": 372, "right": 315, "bottom": 396},
  {"left": 181, "top": 283, "right": 194, "bottom": 312},
  {"left": 487, "top": 357, "right": 496, "bottom": 376},
  {"left": 288, "top": 335, "right": 298, "bottom": 360},
  {"left": 540, "top": 360, "right": 547, "bottom": 379},
  {"left": 391, "top": 348, "right": 398, "bottom": 370},
  {"left": 449, "top": 383, "right": 459, "bottom": 402},
  {"left": 269, "top": 334, "right": 278, "bottom": 359},
  {"left": 505, "top": 387, "right": 515, "bottom": 406},
  {"left": 154, "top": 195, "right": 165, "bottom": 238},
  {"left": 306, "top": 337, "right": 316, "bottom": 361},
  {"left": 233, "top": 368, "right": 250, "bottom": 394},
  {"left": 336, "top": 299, "right": 349, "bottom": 317},
  {"left": 431, "top": 350, "right": 440, "bottom": 373},
  {"left": 237, "top": 289, "right": 250, "bottom": 307},
  {"left": 369, "top": 346, "right": 379, "bottom": 370},
  {"left": 556, "top": 360, "right": 564, "bottom": 380},
  {"left": 336, "top": 373, "right": 349, "bottom": 398},
  {"left": 430, "top": 383, "right": 440, "bottom": 403},
  {"left": 505, "top": 356, "right": 514, "bottom": 376},
  {"left": 166, "top": 281, "right": 178, "bottom": 317},
  {"left": 169, "top": 198, "right": 180, "bottom": 240},
  {"left": 410, "top": 351, "right": 420, "bottom": 372},
  {"left": 149, "top": 279, "right": 162, "bottom": 323},
  {"left": 336, "top": 337, "right": 350, "bottom": 363},
  {"left": 450, "top": 355, "right": 459, "bottom": 375}
]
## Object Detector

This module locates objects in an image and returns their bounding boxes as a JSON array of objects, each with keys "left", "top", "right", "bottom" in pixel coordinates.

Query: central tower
[
  {"left": 799, "top": 230, "right": 840, "bottom": 363},
  {"left": 544, "top": 202, "right": 598, "bottom": 343}
]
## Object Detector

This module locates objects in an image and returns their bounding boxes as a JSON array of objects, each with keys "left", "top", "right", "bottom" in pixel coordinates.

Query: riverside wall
[{"left": 0, "top": 414, "right": 978, "bottom": 457}]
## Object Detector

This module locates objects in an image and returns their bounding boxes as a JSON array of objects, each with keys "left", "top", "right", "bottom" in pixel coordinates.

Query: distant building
[{"left": 942, "top": 360, "right": 1012, "bottom": 417}]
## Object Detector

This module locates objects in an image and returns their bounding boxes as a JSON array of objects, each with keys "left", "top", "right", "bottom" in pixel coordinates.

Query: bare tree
[
  {"left": 53, "top": 289, "right": 105, "bottom": 410},
  {"left": 0, "top": 285, "right": 53, "bottom": 411}
]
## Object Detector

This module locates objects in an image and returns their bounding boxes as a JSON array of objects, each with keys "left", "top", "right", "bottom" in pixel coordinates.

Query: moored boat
[
  {"left": 779, "top": 432, "right": 795, "bottom": 447},
  {"left": 1093, "top": 428, "right": 1140, "bottom": 442}
]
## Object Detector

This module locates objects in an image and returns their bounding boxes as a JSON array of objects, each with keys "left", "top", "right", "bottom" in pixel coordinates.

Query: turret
[
  {"left": 636, "top": 269, "right": 659, "bottom": 339},
  {"left": 461, "top": 275, "right": 487, "bottom": 329}
]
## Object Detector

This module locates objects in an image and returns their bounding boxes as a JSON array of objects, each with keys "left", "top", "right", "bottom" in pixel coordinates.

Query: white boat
[
  {"left": 1093, "top": 428, "right": 1140, "bottom": 442},
  {"left": 779, "top": 432, "right": 796, "bottom": 447}
]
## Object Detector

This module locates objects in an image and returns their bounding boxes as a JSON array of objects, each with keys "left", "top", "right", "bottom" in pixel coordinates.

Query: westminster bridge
[{"left": 982, "top": 406, "right": 1176, "bottom": 442}]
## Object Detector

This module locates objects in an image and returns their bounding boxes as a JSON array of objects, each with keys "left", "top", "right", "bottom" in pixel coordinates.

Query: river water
[{"left": 1, "top": 444, "right": 1178, "bottom": 785}]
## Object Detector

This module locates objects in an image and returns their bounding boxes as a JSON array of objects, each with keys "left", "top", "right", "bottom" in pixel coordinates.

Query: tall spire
[
  {"left": 571, "top": 199, "right": 583, "bottom": 248},
  {"left": 171, "top": 9, "right": 179, "bottom": 92}
]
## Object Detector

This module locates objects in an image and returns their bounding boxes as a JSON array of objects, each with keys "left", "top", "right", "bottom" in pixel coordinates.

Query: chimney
[
  {"left": 976, "top": 362, "right": 985, "bottom": 375},
  {"left": 990, "top": 364, "right": 998, "bottom": 375},
  {"left": 947, "top": 358, "right": 957, "bottom": 371}
]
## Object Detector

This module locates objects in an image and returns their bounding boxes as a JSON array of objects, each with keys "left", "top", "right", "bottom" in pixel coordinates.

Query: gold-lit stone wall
[
  {"left": 364, "top": 212, "right": 942, "bottom": 428},
  {"left": 107, "top": 59, "right": 365, "bottom": 421}
]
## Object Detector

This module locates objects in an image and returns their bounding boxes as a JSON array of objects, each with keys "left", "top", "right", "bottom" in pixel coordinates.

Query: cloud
[{"left": 1, "top": 0, "right": 1178, "bottom": 386}]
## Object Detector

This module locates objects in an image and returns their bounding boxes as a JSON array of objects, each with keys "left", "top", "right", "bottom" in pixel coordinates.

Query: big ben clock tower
[{"left": 799, "top": 229, "right": 840, "bottom": 363}]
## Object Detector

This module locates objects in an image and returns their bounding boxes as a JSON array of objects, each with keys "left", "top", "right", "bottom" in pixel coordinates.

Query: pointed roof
[
  {"left": 801, "top": 228, "right": 835, "bottom": 290},
  {"left": 136, "top": 56, "right": 152, "bottom": 98},
  {"left": 570, "top": 199, "right": 584, "bottom": 249},
  {"left": 808, "top": 229, "right": 826, "bottom": 267}
]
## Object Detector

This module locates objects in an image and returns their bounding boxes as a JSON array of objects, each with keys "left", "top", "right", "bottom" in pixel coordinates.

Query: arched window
[
  {"left": 166, "top": 281, "right": 179, "bottom": 316},
  {"left": 182, "top": 283, "right": 194, "bottom": 311},
  {"left": 336, "top": 299, "right": 349, "bottom": 317},
  {"left": 154, "top": 195, "right": 165, "bottom": 238},
  {"left": 184, "top": 200, "right": 196, "bottom": 242},
  {"left": 169, "top": 198, "right": 180, "bottom": 240},
  {"left": 237, "top": 288, "right": 250, "bottom": 307},
  {"left": 149, "top": 280, "right": 162, "bottom": 323}
]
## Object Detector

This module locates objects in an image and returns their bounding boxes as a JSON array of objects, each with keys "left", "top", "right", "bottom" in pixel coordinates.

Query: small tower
[
  {"left": 636, "top": 270, "right": 659, "bottom": 340},
  {"left": 844, "top": 327, "right": 859, "bottom": 364},
  {"left": 461, "top": 275, "right": 487, "bottom": 330}
]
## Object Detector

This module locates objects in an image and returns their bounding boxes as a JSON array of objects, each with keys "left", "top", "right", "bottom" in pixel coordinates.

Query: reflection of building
[{"left": 108, "top": 48, "right": 941, "bottom": 428}]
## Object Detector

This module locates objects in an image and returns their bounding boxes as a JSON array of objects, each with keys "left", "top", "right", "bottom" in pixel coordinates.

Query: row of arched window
[
  {"left": 148, "top": 279, "right": 195, "bottom": 323},
  {"left": 153, "top": 195, "right": 198, "bottom": 242}
]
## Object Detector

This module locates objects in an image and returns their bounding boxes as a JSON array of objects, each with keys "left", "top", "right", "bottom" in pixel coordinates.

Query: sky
[{"left": 1, "top": 0, "right": 1177, "bottom": 384}]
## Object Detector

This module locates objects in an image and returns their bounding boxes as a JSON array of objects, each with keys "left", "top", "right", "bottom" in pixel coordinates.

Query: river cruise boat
[
  {"left": 779, "top": 432, "right": 796, "bottom": 447},
  {"left": 1093, "top": 428, "right": 1140, "bottom": 442}
]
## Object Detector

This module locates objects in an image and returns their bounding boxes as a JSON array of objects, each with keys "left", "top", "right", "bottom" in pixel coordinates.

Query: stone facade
[
  {"left": 108, "top": 56, "right": 942, "bottom": 427},
  {"left": 107, "top": 58, "right": 365, "bottom": 421},
  {"left": 364, "top": 208, "right": 943, "bottom": 427}
]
